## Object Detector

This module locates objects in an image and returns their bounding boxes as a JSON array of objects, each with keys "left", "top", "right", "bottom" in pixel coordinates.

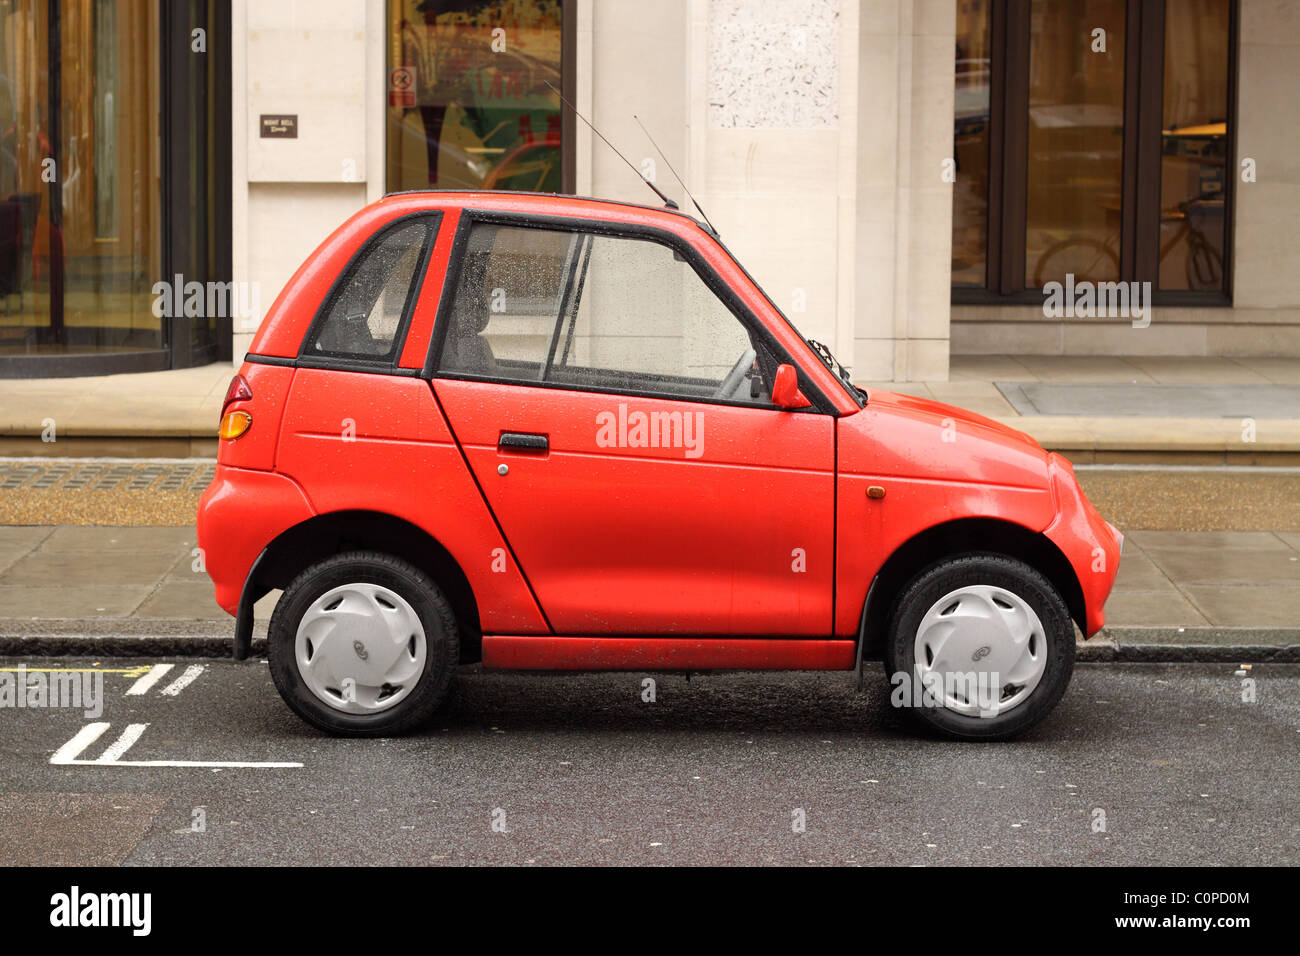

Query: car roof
[{"left": 380, "top": 189, "right": 709, "bottom": 230}]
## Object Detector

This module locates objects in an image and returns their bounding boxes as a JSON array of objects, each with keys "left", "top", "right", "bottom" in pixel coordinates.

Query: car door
[{"left": 431, "top": 216, "right": 835, "bottom": 636}]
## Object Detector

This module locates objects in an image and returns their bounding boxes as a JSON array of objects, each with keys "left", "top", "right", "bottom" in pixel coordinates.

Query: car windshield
[
  {"left": 805, "top": 338, "right": 867, "bottom": 404},
  {"left": 700, "top": 226, "right": 866, "bottom": 408}
]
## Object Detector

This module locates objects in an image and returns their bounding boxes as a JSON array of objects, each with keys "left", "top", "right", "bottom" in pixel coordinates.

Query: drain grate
[{"left": 0, "top": 459, "right": 216, "bottom": 493}]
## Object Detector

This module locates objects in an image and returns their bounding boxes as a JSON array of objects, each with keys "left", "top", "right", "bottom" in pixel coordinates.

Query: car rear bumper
[{"left": 196, "top": 465, "right": 315, "bottom": 618}]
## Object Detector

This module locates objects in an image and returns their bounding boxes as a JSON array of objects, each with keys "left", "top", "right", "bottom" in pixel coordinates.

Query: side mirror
[{"left": 771, "top": 363, "right": 812, "bottom": 409}]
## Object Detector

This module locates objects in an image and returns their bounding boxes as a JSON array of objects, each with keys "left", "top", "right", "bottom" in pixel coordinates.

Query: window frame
[
  {"left": 425, "top": 209, "right": 838, "bottom": 415},
  {"left": 297, "top": 211, "right": 441, "bottom": 373},
  {"left": 952, "top": 0, "right": 1239, "bottom": 307},
  {"left": 383, "top": 0, "right": 576, "bottom": 195}
]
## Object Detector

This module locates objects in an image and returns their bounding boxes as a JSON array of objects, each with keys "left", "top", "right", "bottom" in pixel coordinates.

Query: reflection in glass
[
  {"left": 0, "top": 0, "right": 163, "bottom": 357},
  {"left": 386, "top": 0, "right": 563, "bottom": 194},
  {"left": 93, "top": 0, "right": 118, "bottom": 239},
  {"left": 1024, "top": 0, "right": 1126, "bottom": 288},
  {"left": 1160, "top": 0, "right": 1229, "bottom": 291},
  {"left": 952, "top": 0, "right": 991, "bottom": 288}
]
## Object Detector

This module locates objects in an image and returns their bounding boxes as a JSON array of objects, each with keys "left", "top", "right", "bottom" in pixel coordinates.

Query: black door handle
[{"left": 498, "top": 431, "right": 548, "bottom": 452}]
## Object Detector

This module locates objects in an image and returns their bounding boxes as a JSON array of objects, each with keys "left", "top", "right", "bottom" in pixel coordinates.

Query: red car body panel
[
  {"left": 216, "top": 362, "right": 294, "bottom": 473},
  {"left": 1044, "top": 454, "right": 1121, "bottom": 635},
  {"left": 434, "top": 378, "right": 835, "bottom": 635},
  {"left": 274, "top": 368, "right": 549, "bottom": 633},
  {"left": 832, "top": 389, "right": 1058, "bottom": 636},
  {"left": 482, "top": 636, "right": 857, "bottom": 671},
  {"left": 397, "top": 209, "right": 461, "bottom": 370},
  {"left": 197, "top": 191, "right": 1121, "bottom": 671},
  {"left": 197, "top": 466, "right": 315, "bottom": 615}
]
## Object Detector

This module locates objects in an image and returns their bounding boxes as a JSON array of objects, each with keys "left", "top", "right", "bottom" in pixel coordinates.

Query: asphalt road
[{"left": 2, "top": 659, "right": 1296, "bottom": 866}]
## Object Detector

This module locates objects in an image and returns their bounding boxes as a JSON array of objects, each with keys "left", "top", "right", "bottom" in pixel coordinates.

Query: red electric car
[{"left": 197, "top": 190, "right": 1121, "bottom": 740}]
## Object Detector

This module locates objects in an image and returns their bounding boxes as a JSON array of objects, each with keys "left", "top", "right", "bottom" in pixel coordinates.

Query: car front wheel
[
  {"left": 267, "top": 551, "right": 458, "bottom": 736},
  {"left": 884, "top": 554, "right": 1075, "bottom": 740}
]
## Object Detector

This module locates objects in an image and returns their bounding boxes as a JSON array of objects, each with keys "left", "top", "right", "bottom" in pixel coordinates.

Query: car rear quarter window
[{"left": 304, "top": 219, "right": 432, "bottom": 363}]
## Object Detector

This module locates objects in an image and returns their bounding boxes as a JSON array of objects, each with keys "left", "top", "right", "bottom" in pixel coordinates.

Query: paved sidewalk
[
  {"left": 0, "top": 364, "right": 230, "bottom": 456},
  {"left": 862, "top": 355, "right": 1300, "bottom": 463},
  {"left": 2, "top": 356, "right": 1300, "bottom": 461},
  {"left": 0, "top": 525, "right": 1295, "bottom": 661}
]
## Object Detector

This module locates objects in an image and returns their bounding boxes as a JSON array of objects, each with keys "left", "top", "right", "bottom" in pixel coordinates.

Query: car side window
[
  {"left": 438, "top": 222, "right": 777, "bottom": 405},
  {"left": 305, "top": 220, "right": 430, "bottom": 361}
]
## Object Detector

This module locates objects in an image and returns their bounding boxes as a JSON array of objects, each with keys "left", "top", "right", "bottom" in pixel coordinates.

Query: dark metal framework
[
  {"left": 953, "top": 0, "right": 1238, "bottom": 307},
  {"left": 1, "top": 0, "right": 231, "bottom": 379}
]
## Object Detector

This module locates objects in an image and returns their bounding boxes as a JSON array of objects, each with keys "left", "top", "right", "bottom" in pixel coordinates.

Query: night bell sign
[{"left": 259, "top": 114, "right": 298, "bottom": 138}]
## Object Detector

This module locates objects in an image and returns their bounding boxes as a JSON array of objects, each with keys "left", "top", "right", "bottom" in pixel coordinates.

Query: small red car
[{"left": 197, "top": 191, "right": 1121, "bottom": 740}]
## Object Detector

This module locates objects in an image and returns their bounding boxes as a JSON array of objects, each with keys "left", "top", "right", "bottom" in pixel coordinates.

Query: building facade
[{"left": 2, "top": 0, "right": 1296, "bottom": 380}]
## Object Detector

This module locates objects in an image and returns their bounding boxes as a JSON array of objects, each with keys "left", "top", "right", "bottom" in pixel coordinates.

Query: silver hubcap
[
  {"left": 913, "top": 584, "right": 1047, "bottom": 718},
  {"left": 295, "top": 583, "right": 427, "bottom": 714}
]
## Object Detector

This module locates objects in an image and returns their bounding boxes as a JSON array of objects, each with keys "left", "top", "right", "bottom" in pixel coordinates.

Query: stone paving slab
[
  {"left": 997, "top": 381, "right": 1300, "bottom": 418},
  {"left": 1097, "top": 590, "right": 1209, "bottom": 627},
  {"left": 0, "top": 364, "right": 230, "bottom": 437},
  {"left": 0, "top": 525, "right": 210, "bottom": 621}
]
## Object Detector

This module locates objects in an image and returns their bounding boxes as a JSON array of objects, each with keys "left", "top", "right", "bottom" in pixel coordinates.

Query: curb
[
  {"left": 0, "top": 619, "right": 266, "bottom": 659},
  {"left": 1, "top": 620, "right": 1297, "bottom": 663},
  {"left": 0, "top": 634, "right": 269, "bottom": 658},
  {"left": 1088, "top": 627, "right": 1300, "bottom": 663}
]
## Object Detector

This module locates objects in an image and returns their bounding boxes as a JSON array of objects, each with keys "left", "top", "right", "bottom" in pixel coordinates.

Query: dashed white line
[
  {"left": 96, "top": 723, "right": 149, "bottom": 763},
  {"left": 125, "top": 664, "right": 175, "bottom": 696},
  {"left": 50, "top": 722, "right": 110, "bottom": 764},
  {"left": 48, "top": 721, "right": 302, "bottom": 769},
  {"left": 160, "top": 665, "right": 205, "bottom": 697},
  {"left": 77, "top": 758, "right": 304, "bottom": 768}
]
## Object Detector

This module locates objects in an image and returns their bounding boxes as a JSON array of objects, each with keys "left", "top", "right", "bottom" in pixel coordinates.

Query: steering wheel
[{"left": 714, "top": 348, "right": 756, "bottom": 399}]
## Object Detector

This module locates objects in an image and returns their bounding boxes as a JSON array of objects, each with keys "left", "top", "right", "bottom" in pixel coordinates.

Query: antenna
[
  {"left": 634, "top": 115, "right": 717, "bottom": 235},
  {"left": 544, "top": 81, "right": 678, "bottom": 210}
]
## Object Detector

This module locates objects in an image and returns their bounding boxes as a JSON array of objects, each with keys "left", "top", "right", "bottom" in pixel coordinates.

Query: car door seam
[{"left": 426, "top": 380, "right": 556, "bottom": 635}]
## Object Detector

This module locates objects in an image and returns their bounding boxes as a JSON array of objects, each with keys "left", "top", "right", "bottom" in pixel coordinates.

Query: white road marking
[
  {"left": 50, "top": 722, "right": 110, "bottom": 764},
  {"left": 95, "top": 723, "right": 149, "bottom": 763},
  {"left": 125, "top": 663, "right": 175, "bottom": 696},
  {"left": 48, "top": 721, "right": 302, "bottom": 769},
  {"left": 63, "top": 758, "right": 303, "bottom": 768},
  {"left": 160, "top": 665, "right": 205, "bottom": 697}
]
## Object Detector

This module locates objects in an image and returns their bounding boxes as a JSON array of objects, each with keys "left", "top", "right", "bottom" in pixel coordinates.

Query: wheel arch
[
  {"left": 251, "top": 510, "right": 483, "bottom": 664},
  {"left": 859, "top": 517, "right": 1085, "bottom": 660}
]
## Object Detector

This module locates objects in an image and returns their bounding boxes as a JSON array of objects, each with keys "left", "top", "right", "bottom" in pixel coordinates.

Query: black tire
[
  {"left": 267, "top": 551, "right": 459, "bottom": 736},
  {"left": 883, "top": 554, "right": 1075, "bottom": 741}
]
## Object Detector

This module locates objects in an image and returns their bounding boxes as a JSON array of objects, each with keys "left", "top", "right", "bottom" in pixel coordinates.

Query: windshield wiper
[{"left": 807, "top": 339, "right": 866, "bottom": 402}]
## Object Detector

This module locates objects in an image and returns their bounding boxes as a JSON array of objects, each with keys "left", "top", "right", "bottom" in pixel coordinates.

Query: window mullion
[
  {"left": 1130, "top": 0, "right": 1166, "bottom": 286},
  {"left": 999, "top": 0, "right": 1031, "bottom": 295}
]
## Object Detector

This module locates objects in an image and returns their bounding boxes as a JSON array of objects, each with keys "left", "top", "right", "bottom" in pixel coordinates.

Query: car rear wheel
[
  {"left": 883, "top": 554, "right": 1075, "bottom": 740},
  {"left": 268, "top": 551, "right": 458, "bottom": 736}
]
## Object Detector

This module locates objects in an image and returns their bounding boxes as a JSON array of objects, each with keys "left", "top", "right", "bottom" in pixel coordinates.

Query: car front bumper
[{"left": 1043, "top": 455, "right": 1122, "bottom": 638}]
